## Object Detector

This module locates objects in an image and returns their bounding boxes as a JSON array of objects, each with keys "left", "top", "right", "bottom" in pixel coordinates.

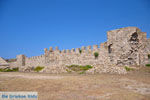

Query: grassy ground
[{"left": 0, "top": 67, "right": 150, "bottom": 100}]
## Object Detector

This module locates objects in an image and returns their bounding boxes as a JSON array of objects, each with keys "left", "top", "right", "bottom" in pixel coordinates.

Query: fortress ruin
[{"left": 1, "top": 27, "right": 150, "bottom": 74}]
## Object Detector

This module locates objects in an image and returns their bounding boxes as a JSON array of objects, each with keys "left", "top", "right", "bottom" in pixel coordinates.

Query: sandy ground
[{"left": 0, "top": 67, "right": 150, "bottom": 100}]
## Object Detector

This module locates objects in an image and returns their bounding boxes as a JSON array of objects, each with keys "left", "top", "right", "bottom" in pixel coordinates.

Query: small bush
[
  {"left": 12, "top": 68, "right": 19, "bottom": 71},
  {"left": 34, "top": 66, "right": 44, "bottom": 72},
  {"left": 94, "top": 52, "right": 99, "bottom": 59},
  {"left": 146, "top": 64, "right": 150, "bottom": 67},
  {"left": 0, "top": 68, "right": 19, "bottom": 72},
  {"left": 66, "top": 65, "right": 93, "bottom": 74},
  {"left": 66, "top": 69, "right": 72, "bottom": 73},
  {"left": 79, "top": 71, "right": 85, "bottom": 74},
  {"left": 5, "top": 69, "right": 12, "bottom": 72},
  {"left": 0, "top": 69, "right": 4, "bottom": 72},
  {"left": 80, "top": 65, "right": 93, "bottom": 70},
  {"left": 124, "top": 66, "right": 134, "bottom": 71}
]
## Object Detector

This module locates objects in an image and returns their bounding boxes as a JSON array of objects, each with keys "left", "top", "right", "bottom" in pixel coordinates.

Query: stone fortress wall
[{"left": 9, "top": 27, "right": 150, "bottom": 74}]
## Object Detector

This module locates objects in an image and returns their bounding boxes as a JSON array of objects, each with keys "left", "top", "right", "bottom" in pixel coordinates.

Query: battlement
[
  {"left": 44, "top": 44, "right": 102, "bottom": 56},
  {"left": 27, "top": 55, "right": 44, "bottom": 60}
]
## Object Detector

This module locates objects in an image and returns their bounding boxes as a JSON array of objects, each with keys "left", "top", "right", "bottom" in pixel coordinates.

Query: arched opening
[
  {"left": 129, "top": 32, "right": 139, "bottom": 43},
  {"left": 108, "top": 44, "right": 113, "bottom": 53}
]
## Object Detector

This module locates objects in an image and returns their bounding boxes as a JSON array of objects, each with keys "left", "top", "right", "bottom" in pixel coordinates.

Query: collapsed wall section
[{"left": 107, "top": 27, "right": 149, "bottom": 66}]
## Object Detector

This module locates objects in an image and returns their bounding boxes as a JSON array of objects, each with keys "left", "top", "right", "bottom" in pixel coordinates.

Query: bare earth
[{"left": 0, "top": 67, "right": 150, "bottom": 100}]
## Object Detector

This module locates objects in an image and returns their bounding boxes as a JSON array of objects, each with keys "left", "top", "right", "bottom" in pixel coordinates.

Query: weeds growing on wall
[
  {"left": 66, "top": 65, "right": 93, "bottom": 74},
  {"left": 124, "top": 66, "right": 134, "bottom": 71},
  {"left": 34, "top": 66, "right": 44, "bottom": 72},
  {"left": 0, "top": 68, "right": 19, "bottom": 72},
  {"left": 145, "top": 64, "right": 150, "bottom": 67},
  {"left": 94, "top": 52, "right": 99, "bottom": 59},
  {"left": 66, "top": 69, "right": 72, "bottom": 73}
]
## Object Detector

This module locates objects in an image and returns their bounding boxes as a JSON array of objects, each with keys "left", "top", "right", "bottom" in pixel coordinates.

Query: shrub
[
  {"left": 12, "top": 68, "right": 19, "bottom": 72},
  {"left": 94, "top": 52, "right": 99, "bottom": 59},
  {"left": 124, "top": 66, "right": 134, "bottom": 71},
  {"left": 80, "top": 65, "right": 93, "bottom": 71},
  {"left": 79, "top": 71, "right": 85, "bottom": 74},
  {"left": 0, "top": 69, "right": 4, "bottom": 72},
  {"left": 66, "top": 65, "right": 93, "bottom": 74},
  {"left": 148, "top": 54, "right": 150, "bottom": 59},
  {"left": 0, "top": 68, "right": 19, "bottom": 72},
  {"left": 66, "top": 69, "right": 72, "bottom": 73},
  {"left": 34, "top": 66, "right": 44, "bottom": 72},
  {"left": 146, "top": 64, "right": 150, "bottom": 67},
  {"left": 5, "top": 69, "right": 12, "bottom": 72}
]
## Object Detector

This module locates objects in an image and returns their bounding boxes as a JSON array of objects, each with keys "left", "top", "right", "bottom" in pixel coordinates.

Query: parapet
[
  {"left": 76, "top": 48, "right": 80, "bottom": 53},
  {"left": 55, "top": 46, "right": 59, "bottom": 51},
  {"left": 100, "top": 42, "right": 108, "bottom": 50},
  {"left": 49, "top": 47, "right": 53, "bottom": 52},
  {"left": 44, "top": 48, "right": 48, "bottom": 53},
  {"left": 87, "top": 46, "right": 92, "bottom": 51},
  {"left": 93, "top": 45, "right": 98, "bottom": 51},
  {"left": 66, "top": 49, "right": 70, "bottom": 53},
  {"left": 71, "top": 48, "right": 75, "bottom": 53},
  {"left": 81, "top": 46, "right": 86, "bottom": 53}
]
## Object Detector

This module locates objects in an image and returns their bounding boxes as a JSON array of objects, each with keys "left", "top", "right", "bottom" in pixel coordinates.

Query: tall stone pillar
[{"left": 16, "top": 55, "right": 26, "bottom": 67}]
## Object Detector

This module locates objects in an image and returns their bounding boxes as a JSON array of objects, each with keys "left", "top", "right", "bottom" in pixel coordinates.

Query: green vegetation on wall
[
  {"left": 124, "top": 66, "right": 134, "bottom": 71},
  {"left": 0, "top": 68, "right": 19, "bottom": 72},
  {"left": 94, "top": 52, "right": 99, "bottom": 59},
  {"left": 145, "top": 64, "right": 150, "bottom": 67},
  {"left": 66, "top": 65, "right": 93, "bottom": 74},
  {"left": 34, "top": 66, "right": 44, "bottom": 72}
]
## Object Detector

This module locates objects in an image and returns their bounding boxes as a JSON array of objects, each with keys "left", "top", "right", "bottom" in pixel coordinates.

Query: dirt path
[
  {"left": 0, "top": 68, "right": 150, "bottom": 100},
  {"left": 0, "top": 72, "right": 63, "bottom": 80}
]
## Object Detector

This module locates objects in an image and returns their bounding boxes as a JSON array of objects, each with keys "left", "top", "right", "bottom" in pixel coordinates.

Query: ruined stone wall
[{"left": 13, "top": 27, "right": 150, "bottom": 74}]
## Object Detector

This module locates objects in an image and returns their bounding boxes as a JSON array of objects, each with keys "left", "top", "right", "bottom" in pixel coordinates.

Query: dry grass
[{"left": 0, "top": 67, "right": 150, "bottom": 100}]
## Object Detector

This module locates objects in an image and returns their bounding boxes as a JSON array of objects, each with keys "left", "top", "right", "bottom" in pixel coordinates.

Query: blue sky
[{"left": 0, "top": 0, "right": 150, "bottom": 59}]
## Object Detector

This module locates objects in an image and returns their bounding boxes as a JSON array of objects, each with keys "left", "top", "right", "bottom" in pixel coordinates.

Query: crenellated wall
[
  {"left": 13, "top": 27, "right": 150, "bottom": 74},
  {"left": 25, "top": 55, "right": 45, "bottom": 67}
]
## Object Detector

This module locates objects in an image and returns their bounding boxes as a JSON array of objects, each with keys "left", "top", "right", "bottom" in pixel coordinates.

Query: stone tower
[{"left": 107, "top": 27, "right": 149, "bottom": 66}]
